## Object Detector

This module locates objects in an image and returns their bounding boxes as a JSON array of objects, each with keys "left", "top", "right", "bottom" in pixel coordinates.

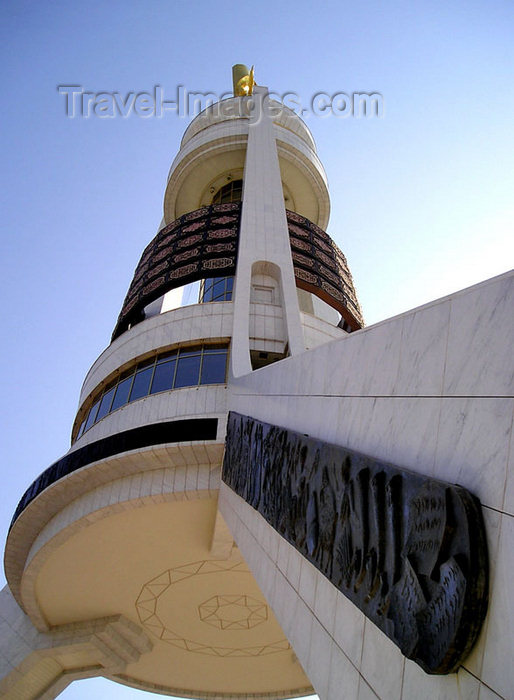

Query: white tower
[
  {"left": 1, "top": 68, "right": 362, "bottom": 699},
  {"left": 2, "top": 66, "right": 512, "bottom": 700}
]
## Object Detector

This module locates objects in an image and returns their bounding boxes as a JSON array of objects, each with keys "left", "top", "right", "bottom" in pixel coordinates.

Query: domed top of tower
[{"left": 163, "top": 66, "right": 330, "bottom": 230}]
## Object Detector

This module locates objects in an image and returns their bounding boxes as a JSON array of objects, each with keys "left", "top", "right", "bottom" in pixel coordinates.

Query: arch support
[{"left": 0, "top": 586, "right": 152, "bottom": 699}]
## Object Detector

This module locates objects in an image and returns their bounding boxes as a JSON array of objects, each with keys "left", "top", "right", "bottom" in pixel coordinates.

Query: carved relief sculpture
[{"left": 222, "top": 412, "right": 489, "bottom": 675}]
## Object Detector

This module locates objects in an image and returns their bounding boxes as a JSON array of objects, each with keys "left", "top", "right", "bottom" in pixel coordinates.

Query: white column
[{"left": 231, "top": 86, "right": 305, "bottom": 378}]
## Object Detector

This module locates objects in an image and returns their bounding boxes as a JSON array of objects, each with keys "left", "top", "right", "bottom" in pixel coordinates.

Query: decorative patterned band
[
  {"left": 112, "top": 203, "right": 241, "bottom": 340},
  {"left": 112, "top": 204, "right": 364, "bottom": 341},
  {"left": 286, "top": 210, "right": 363, "bottom": 329},
  {"left": 222, "top": 412, "right": 488, "bottom": 675}
]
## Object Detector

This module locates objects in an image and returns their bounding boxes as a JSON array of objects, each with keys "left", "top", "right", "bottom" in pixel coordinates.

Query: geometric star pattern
[
  {"left": 198, "top": 594, "right": 268, "bottom": 630},
  {"left": 135, "top": 559, "right": 291, "bottom": 657}
]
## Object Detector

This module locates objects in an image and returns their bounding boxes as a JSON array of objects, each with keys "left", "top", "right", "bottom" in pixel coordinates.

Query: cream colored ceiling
[{"left": 32, "top": 498, "right": 311, "bottom": 698}]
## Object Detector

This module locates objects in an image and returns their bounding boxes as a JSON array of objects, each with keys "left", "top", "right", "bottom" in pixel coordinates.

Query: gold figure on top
[{"left": 232, "top": 64, "right": 256, "bottom": 96}]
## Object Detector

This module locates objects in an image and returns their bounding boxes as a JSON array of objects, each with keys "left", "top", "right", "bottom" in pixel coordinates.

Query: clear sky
[{"left": 1, "top": 1, "right": 513, "bottom": 698}]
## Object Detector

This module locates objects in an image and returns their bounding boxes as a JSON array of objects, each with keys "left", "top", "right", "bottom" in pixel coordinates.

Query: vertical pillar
[{"left": 231, "top": 86, "right": 305, "bottom": 378}]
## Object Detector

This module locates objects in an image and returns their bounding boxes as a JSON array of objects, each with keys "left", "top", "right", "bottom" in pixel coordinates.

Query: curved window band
[{"left": 75, "top": 344, "right": 228, "bottom": 443}]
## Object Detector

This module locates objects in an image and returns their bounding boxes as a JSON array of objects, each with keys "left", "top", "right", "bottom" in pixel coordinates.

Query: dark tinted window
[
  {"left": 111, "top": 375, "right": 133, "bottom": 411},
  {"left": 150, "top": 359, "right": 176, "bottom": 394},
  {"left": 76, "top": 418, "right": 86, "bottom": 439},
  {"left": 211, "top": 179, "right": 243, "bottom": 205},
  {"left": 84, "top": 399, "right": 101, "bottom": 431},
  {"left": 202, "top": 283, "right": 213, "bottom": 302},
  {"left": 96, "top": 386, "right": 116, "bottom": 421},
  {"left": 129, "top": 366, "right": 154, "bottom": 401},
  {"left": 199, "top": 277, "right": 233, "bottom": 303},
  {"left": 174, "top": 354, "right": 201, "bottom": 388},
  {"left": 201, "top": 351, "right": 227, "bottom": 384}
]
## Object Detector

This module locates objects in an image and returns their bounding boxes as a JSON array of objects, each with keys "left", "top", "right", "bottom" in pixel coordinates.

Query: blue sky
[{"left": 1, "top": 1, "right": 513, "bottom": 698}]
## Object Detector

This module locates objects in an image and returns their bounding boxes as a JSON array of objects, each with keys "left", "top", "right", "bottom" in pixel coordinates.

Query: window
[
  {"left": 211, "top": 179, "right": 243, "bottom": 204},
  {"left": 199, "top": 276, "right": 233, "bottom": 303},
  {"left": 84, "top": 398, "right": 101, "bottom": 432},
  {"left": 201, "top": 346, "right": 228, "bottom": 384},
  {"left": 150, "top": 354, "right": 177, "bottom": 394},
  {"left": 95, "top": 385, "right": 116, "bottom": 422},
  {"left": 129, "top": 362, "right": 154, "bottom": 401},
  {"left": 74, "top": 344, "right": 229, "bottom": 442},
  {"left": 111, "top": 374, "right": 133, "bottom": 411},
  {"left": 174, "top": 348, "right": 202, "bottom": 388}
]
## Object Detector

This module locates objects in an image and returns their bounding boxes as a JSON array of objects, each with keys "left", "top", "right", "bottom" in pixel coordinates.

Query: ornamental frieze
[
  {"left": 222, "top": 412, "right": 489, "bottom": 675},
  {"left": 112, "top": 204, "right": 364, "bottom": 340}
]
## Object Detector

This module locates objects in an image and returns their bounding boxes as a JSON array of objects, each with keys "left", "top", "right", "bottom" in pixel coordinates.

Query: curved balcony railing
[{"left": 10, "top": 417, "right": 218, "bottom": 530}]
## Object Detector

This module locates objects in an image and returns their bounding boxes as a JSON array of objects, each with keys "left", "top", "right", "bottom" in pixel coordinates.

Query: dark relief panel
[
  {"left": 112, "top": 205, "right": 364, "bottom": 342},
  {"left": 222, "top": 412, "right": 488, "bottom": 675}
]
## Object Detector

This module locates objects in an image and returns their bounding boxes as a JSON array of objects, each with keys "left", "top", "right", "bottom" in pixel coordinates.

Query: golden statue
[{"left": 232, "top": 64, "right": 256, "bottom": 96}]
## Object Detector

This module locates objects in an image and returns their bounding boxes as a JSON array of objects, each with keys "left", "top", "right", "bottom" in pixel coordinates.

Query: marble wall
[{"left": 223, "top": 270, "right": 514, "bottom": 700}]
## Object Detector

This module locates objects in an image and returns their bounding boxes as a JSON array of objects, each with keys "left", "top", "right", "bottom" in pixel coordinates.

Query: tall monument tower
[
  {"left": 1, "top": 67, "right": 510, "bottom": 700},
  {"left": 1, "top": 68, "right": 362, "bottom": 699}
]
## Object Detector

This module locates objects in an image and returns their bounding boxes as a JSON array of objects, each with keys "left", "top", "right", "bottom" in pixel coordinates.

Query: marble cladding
[
  {"left": 226, "top": 271, "right": 514, "bottom": 700},
  {"left": 249, "top": 301, "right": 286, "bottom": 347},
  {"left": 180, "top": 97, "right": 316, "bottom": 151},
  {"left": 300, "top": 311, "right": 346, "bottom": 349},
  {"left": 220, "top": 483, "right": 512, "bottom": 700}
]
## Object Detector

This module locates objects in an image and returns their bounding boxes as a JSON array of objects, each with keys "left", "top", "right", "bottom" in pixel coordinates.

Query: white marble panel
[
  {"left": 270, "top": 575, "right": 296, "bottom": 642},
  {"left": 343, "top": 317, "right": 404, "bottom": 397},
  {"left": 402, "top": 661, "right": 479, "bottom": 700},
  {"left": 480, "top": 513, "right": 514, "bottom": 700},
  {"left": 478, "top": 685, "right": 507, "bottom": 700},
  {"left": 434, "top": 398, "right": 512, "bottom": 510},
  {"left": 327, "top": 643, "right": 360, "bottom": 700},
  {"left": 285, "top": 540, "right": 302, "bottom": 593},
  {"left": 443, "top": 272, "right": 514, "bottom": 397},
  {"left": 357, "top": 677, "right": 380, "bottom": 700},
  {"left": 341, "top": 396, "right": 441, "bottom": 478},
  {"left": 457, "top": 670, "right": 482, "bottom": 700},
  {"left": 313, "top": 573, "right": 338, "bottom": 638},
  {"left": 263, "top": 394, "right": 344, "bottom": 450},
  {"left": 502, "top": 405, "right": 514, "bottom": 516},
  {"left": 298, "top": 558, "right": 319, "bottom": 612},
  {"left": 255, "top": 548, "right": 277, "bottom": 603},
  {"left": 276, "top": 535, "right": 291, "bottom": 574},
  {"left": 360, "top": 619, "right": 405, "bottom": 699},
  {"left": 332, "top": 589, "right": 365, "bottom": 669},
  {"left": 307, "top": 341, "right": 352, "bottom": 398},
  {"left": 393, "top": 299, "right": 450, "bottom": 396},
  {"left": 288, "top": 595, "right": 313, "bottom": 666},
  {"left": 260, "top": 518, "right": 279, "bottom": 567},
  {"left": 307, "top": 615, "right": 333, "bottom": 698}
]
